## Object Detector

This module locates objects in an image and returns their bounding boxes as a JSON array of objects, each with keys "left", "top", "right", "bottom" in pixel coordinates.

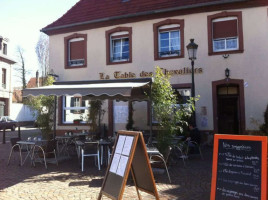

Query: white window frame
[
  {"left": 158, "top": 24, "right": 180, "bottom": 57},
  {"left": 68, "top": 38, "right": 85, "bottom": 67},
  {"left": 110, "top": 31, "right": 129, "bottom": 62},
  {"left": 212, "top": 17, "right": 239, "bottom": 52},
  {"left": 62, "top": 96, "right": 89, "bottom": 124}
]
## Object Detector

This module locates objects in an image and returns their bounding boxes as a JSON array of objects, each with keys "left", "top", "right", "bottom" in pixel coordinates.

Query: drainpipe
[{"left": 36, "top": 70, "right": 39, "bottom": 87}]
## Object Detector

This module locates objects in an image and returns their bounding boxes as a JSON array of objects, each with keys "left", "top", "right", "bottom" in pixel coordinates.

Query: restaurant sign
[{"left": 99, "top": 67, "right": 203, "bottom": 79}]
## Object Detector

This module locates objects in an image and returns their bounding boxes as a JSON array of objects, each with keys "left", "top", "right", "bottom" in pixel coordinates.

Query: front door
[
  {"left": 217, "top": 96, "right": 239, "bottom": 134},
  {"left": 212, "top": 79, "right": 245, "bottom": 134}
]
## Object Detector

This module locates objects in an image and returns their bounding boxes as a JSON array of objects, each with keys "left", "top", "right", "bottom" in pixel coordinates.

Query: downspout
[
  {"left": 53, "top": 96, "right": 57, "bottom": 139},
  {"left": 148, "top": 80, "right": 153, "bottom": 146}
]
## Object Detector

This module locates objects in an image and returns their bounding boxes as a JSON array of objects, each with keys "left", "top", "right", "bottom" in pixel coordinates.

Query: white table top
[{"left": 17, "top": 140, "right": 47, "bottom": 145}]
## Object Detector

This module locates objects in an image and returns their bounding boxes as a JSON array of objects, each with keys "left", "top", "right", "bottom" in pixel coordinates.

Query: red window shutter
[
  {"left": 213, "top": 19, "right": 238, "bottom": 39},
  {"left": 70, "top": 40, "right": 84, "bottom": 60}
]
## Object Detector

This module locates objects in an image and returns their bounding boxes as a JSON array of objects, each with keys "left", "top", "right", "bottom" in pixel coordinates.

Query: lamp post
[{"left": 186, "top": 39, "right": 198, "bottom": 127}]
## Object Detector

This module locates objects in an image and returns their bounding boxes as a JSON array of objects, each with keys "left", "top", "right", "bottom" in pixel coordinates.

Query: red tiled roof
[
  {"left": 42, "top": 0, "right": 267, "bottom": 35},
  {"left": 27, "top": 77, "right": 46, "bottom": 88}
]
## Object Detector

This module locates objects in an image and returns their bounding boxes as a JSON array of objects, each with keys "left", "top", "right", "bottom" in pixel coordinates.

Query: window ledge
[
  {"left": 58, "top": 123, "right": 90, "bottom": 126},
  {"left": 208, "top": 49, "right": 244, "bottom": 56},
  {"left": 155, "top": 54, "right": 184, "bottom": 61},
  {"left": 107, "top": 60, "right": 132, "bottom": 65},
  {"left": 65, "top": 65, "right": 87, "bottom": 69}
]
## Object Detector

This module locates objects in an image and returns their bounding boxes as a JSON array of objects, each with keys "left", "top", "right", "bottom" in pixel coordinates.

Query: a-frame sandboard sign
[{"left": 98, "top": 130, "right": 159, "bottom": 200}]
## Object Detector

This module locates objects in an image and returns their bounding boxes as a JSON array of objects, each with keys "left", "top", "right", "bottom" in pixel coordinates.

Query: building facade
[
  {"left": 42, "top": 0, "right": 268, "bottom": 135},
  {"left": 0, "top": 36, "right": 15, "bottom": 116}
]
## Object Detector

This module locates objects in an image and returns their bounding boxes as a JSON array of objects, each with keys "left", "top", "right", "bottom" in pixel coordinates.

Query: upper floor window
[
  {"left": 106, "top": 27, "right": 132, "bottom": 65},
  {"left": 153, "top": 19, "right": 184, "bottom": 60},
  {"left": 208, "top": 11, "right": 243, "bottom": 55},
  {"left": 2, "top": 68, "right": 6, "bottom": 89},
  {"left": 212, "top": 17, "right": 238, "bottom": 52},
  {"left": 64, "top": 33, "right": 87, "bottom": 69},
  {"left": 159, "top": 25, "right": 180, "bottom": 57},
  {"left": 3, "top": 43, "right": 7, "bottom": 55}
]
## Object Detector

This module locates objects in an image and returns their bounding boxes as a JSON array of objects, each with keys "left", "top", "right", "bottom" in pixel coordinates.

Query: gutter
[{"left": 41, "top": 0, "right": 249, "bottom": 33}]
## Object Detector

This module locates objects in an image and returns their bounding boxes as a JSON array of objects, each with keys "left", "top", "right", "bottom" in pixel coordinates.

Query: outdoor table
[
  {"left": 56, "top": 133, "right": 90, "bottom": 156},
  {"left": 16, "top": 140, "right": 47, "bottom": 166},
  {"left": 55, "top": 135, "right": 75, "bottom": 156}
]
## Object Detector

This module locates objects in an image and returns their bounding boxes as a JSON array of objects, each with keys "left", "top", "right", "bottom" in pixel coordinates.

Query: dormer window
[
  {"left": 106, "top": 27, "right": 132, "bottom": 65},
  {"left": 153, "top": 19, "right": 185, "bottom": 60},
  {"left": 64, "top": 33, "right": 87, "bottom": 69}
]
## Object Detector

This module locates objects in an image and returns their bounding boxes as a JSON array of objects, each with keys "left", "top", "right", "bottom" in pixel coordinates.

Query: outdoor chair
[
  {"left": 149, "top": 146, "right": 172, "bottom": 183},
  {"left": 173, "top": 143, "right": 187, "bottom": 167},
  {"left": 7, "top": 137, "right": 25, "bottom": 166},
  {"left": 33, "top": 140, "right": 58, "bottom": 169},
  {"left": 186, "top": 140, "right": 203, "bottom": 160},
  {"left": 81, "top": 141, "right": 100, "bottom": 171}
]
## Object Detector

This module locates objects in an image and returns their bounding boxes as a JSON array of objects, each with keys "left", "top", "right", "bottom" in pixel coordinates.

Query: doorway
[
  {"left": 212, "top": 79, "right": 245, "bottom": 134},
  {"left": 218, "top": 95, "right": 239, "bottom": 134}
]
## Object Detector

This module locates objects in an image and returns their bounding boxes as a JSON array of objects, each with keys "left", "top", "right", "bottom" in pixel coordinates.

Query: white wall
[{"left": 10, "top": 103, "right": 37, "bottom": 121}]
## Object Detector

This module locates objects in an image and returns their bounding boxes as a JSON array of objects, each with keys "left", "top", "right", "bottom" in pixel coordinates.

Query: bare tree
[
  {"left": 35, "top": 33, "right": 49, "bottom": 84},
  {"left": 15, "top": 46, "right": 27, "bottom": 89}
]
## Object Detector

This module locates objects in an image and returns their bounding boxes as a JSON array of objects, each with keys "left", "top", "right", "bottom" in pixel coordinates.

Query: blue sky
[{"left": 0, "top": 0, "right": 80, "bottom": 86}]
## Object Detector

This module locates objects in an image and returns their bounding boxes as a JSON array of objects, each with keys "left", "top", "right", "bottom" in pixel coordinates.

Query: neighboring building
[
  {"left": 41, "top": 0, "right": 268, "bottom": 135},
  {"left": 12, "top": 87, "right": 22, "bottom": 103},
  {"left": 0, "top": 36, "right": 15, "bottom": 116}
]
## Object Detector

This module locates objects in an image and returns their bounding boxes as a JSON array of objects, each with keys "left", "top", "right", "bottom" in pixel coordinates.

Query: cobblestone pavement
[{"left": 0, "top": 134, "right": 212, "bottom": 200}]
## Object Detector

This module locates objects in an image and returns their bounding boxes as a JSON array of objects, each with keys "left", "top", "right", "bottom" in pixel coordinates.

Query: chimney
[{"left": 36, "top": 70, "right": 39, "bottom": 87}]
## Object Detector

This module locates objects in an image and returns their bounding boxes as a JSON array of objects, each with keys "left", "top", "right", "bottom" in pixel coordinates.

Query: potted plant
[{"left": 73, "top": 119, "right": 82, "bottom": 124}]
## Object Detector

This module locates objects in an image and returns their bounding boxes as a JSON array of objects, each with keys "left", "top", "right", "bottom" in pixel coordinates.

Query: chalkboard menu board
[
  {"left": 211, "top": 134, "right": 267, "bottom": 200},
  {"left": 98, "top": 131, "right": 159, "bottom": 200}
]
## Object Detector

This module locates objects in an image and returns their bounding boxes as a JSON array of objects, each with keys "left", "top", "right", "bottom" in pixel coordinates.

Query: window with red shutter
[
  {"left": 207, "top": 11, "right": 244, "bottom": 55},
  {"left": 64, "top": 33, "right": 87, "bottom": 68},
  {"left": 212, "top": 17, "right": 238, "bottom": 52},
  {"left": 68, "top": 38, "right": 85, "bottom": 66}
]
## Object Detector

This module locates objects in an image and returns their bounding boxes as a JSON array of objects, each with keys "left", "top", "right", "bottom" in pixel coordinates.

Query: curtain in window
[
  {"left": 112, "top": 39, "right": 121, "bottom": 60},
  {"left": 170, "top": 31, "right": 180, "bottom": 51}
]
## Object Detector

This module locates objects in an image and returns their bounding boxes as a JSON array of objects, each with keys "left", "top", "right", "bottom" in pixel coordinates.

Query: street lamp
[{"left": 186, "top": 39, "right": 198, "bottom": 127}]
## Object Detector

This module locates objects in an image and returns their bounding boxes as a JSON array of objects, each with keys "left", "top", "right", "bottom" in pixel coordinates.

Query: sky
[{"left": 0, "top": 0, "right": 80, "bottom": 87}]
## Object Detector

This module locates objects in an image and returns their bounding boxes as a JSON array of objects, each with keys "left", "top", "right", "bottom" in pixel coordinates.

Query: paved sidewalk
[{"left": 0, "top": 140, "right": 212, "bottom": 200}]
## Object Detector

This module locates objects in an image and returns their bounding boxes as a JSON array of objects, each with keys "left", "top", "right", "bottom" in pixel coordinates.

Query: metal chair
[
  {"left": 32, "top": 140, "right": 58, "bottom": 169},
  {"left": 81, "top": 141, "right": 100, "bottom": 171},
  {"left": 186, "top": 140, "right": 203, "bottom": 160},
  {"left": 7, "top": 138, "right": 24, "bottom": 166},
  {"left": 149, "top": 146, "right": 172, "bottom": 183}
]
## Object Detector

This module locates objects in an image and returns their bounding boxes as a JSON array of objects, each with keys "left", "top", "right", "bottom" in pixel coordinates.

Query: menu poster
[
  {"left": 211, "top": 135, "right": 267, "bottom": 200},
  {"left": 122, "top": 136, "right": 134, "bottom": 156},
  {"left": 115, "top": 136, "right": 126, "bottom": 154},
  {"left": 116, "top": 155, "right": 129, "bottom": 177},
  {"left": 110, "top": 154, "right": 120, "bottom": 174}
]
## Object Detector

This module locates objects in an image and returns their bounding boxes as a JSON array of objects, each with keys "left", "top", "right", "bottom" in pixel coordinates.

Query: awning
[{"left": 23, "top": 78, "right": 152, "bottom": 101}]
